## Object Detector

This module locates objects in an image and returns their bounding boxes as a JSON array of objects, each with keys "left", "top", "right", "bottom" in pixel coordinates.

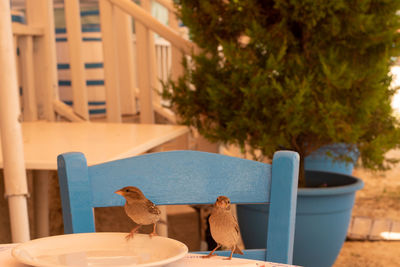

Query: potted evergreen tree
[{"left": 163, "top": 1, "right": 400, "bottom": 266}]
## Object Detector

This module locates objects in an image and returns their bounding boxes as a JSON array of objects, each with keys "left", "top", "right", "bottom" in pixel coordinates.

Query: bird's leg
[
  {"left": 149, "top": 223, "right": 158, "bottom": 238},
  {"left": 223, "top": 249, "right": 234, "bottom": 260},
  {"left": 202, "top": 244, "right": 221, "bottom": 258},
  {"left": 125, "top": 224, "right": 142, "bottom": 240}
]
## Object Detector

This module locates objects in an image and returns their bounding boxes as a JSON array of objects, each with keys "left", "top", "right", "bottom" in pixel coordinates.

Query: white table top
[
  {"left": 0, "top": 121, "right": 189, "bottom": 170},
  {"left": 0, "top": 243, "right": 298, "bottom": 267}
]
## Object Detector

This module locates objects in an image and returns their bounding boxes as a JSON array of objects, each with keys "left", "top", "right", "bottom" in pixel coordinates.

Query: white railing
[
  {"left": 12, "top": 0, "right": 195, "bottom": 124},
  {"left": 98, "top": 0, "right": 196, "bottom": 123},
  {"left": 55, "top": 31, "right": 175, "bottom": 120},
  {"left": 11, "top": 0, "right": 84, "bottom": 122}
]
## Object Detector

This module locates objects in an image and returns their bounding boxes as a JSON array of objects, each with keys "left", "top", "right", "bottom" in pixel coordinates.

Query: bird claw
[
  {"left": 202, "top": 253, "right": 218, "bottom": 259},
  {"left": 125, "top": 232, "right": 134, "bottom": 240},
  {"left": 149, "top": 232, "right": 158, "bottom": 238},
  {"left": 126, "top": 225, "right": 142, "bottom": 241}
]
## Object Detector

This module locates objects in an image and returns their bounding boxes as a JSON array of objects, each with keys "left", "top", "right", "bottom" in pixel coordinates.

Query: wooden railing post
[
  {"left": 99, "top": 0, "right": 122, "bottom": 122},
  {"left": 155, "top": 39, "right": 170, "bottom": 101},
  {"left": 135, "top": 0, "right": 156, "bottom": 123},
  {"left": 64, "top": 0, "right": 89, "bottom": 120},
  {"left": 168, "top": 5, "right": 184, "bottom": 84},
  {"left": 114, "top": 7, "right": 137, "bottom": 115},
  {"left": 25, "top": 0, "right": 58, "bottom": 121},
  {"left": 19, "top": 36, "right": 38, "bottom": 121}
]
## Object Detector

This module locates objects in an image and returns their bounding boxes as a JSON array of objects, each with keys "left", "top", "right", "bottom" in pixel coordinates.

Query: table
[
  {"left": 0, "top": 243, "right": 299, "bottom": 267},
  {"left": 0, "top": 121, "right": 189, "bottom": 170},
  {"left": 0, "top": 121, "right": 189, "bottom": 239}
]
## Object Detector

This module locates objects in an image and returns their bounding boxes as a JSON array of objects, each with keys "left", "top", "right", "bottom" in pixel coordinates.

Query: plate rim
[{"left": 11, "top": 232, "right": 188, "bottom": 267}]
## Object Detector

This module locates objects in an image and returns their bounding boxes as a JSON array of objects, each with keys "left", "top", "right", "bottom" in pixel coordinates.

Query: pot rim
[{"left": 299, "top": 171, "right": 364, "bottom": 196}]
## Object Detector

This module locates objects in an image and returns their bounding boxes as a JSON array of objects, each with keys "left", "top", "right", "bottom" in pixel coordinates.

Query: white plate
[{"left": 12, "top": 232, "right": 188, "bottom": 267}]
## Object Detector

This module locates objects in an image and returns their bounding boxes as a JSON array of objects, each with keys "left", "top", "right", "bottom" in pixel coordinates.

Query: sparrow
[
  {"left": 204, "top": 195, "right": 244, "bottom": 260},
  {"left": 115, "top": 186, "right": 161, "bottom": 240}
]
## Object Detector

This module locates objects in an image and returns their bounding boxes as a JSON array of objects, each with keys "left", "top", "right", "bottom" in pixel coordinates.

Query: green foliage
[{"left": 163, "top": 0, "right": 400, "bottom": 185}]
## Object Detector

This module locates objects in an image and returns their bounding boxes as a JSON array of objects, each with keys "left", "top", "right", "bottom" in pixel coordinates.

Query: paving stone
[
  {"left": 347, "top": 216, "right": 400, "bottom": 241},
  {"left": 380, "top": 220, "right": 400, "bottom": 240},
  {"left": 392, "top": 221, "right": 400, "bottom": 234},
  {"left": 347, "top": 216, "right": 372, "bottom": 240},
  {"left": 369, "top": 219, "right": 392, "bottom": 240}
]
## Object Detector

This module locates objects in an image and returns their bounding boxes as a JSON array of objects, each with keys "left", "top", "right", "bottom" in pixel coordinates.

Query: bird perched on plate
[
  {"left": 115, "top": 186, "right": 161, "bottom": 240},
  {"left": 204, "top": 195, "right": 243, "bottom": 260}
]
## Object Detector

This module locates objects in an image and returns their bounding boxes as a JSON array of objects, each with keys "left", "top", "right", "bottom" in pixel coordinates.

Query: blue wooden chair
[{"left": 57, "top": 150, "right": 299, "bottom": 264}]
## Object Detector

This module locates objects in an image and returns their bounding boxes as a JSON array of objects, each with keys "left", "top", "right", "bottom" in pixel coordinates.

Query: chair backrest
[{"left": 57, "top": 150, "right": 299, "bottom": 264}]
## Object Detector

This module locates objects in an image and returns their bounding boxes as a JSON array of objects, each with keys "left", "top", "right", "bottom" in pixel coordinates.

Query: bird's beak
[{"left": 114, "top": 190, "right": 123, "bottom": 196}]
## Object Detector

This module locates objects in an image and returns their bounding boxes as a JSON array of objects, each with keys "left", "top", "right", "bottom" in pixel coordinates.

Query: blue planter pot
[
  {"left": 293, "top": 171, "right": 364, "bottom": 267},
  {"left": 237, "top": 171, "right": 364, "bottom": 267},
  {"left": 304, "top": 144, "right": 358, "bottom": 175}
]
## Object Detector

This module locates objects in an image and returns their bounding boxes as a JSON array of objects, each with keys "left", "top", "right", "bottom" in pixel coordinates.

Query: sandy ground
[
  {"left": 333, "top": 149, "right": 400, "bottom": 267},
  {"left": 334, "top": 241, "right": 400, "bottom": 267}
]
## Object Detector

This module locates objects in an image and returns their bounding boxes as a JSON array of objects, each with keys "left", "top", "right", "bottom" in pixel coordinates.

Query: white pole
[
  {"left": 0, "top": 0, "right": 30, "bottom": 242},
  {"left": 7, "top": 196, "right": 30, "bottom": 242}
]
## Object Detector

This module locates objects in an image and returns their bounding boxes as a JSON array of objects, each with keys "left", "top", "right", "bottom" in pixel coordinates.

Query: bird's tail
[{"left": 234, "top": 245, "right": 244, "bottom": 255}]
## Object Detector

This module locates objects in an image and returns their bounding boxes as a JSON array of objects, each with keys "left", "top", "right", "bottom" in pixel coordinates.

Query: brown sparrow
[
  {"left": 204, "top": 195, "right": 244, "bottom": 260},
  {"left": 115, "top": 186, "right": 161, "bottom": 240}
]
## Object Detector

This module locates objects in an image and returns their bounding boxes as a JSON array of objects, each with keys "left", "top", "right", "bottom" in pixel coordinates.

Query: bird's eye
[{"left": 124, "top": 188, "right": 129, "bottom": 192}]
